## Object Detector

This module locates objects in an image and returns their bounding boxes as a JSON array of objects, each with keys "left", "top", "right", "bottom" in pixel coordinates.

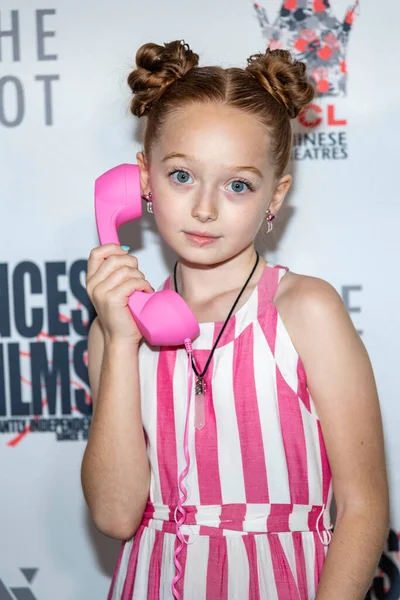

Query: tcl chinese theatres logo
[{"left": 253, "top": 0, "right": 359, "bottom": 96}]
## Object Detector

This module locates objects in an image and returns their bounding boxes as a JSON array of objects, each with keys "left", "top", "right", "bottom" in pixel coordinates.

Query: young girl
[{"left": 81, "top": 40, "right": 389, "bottom": 600}]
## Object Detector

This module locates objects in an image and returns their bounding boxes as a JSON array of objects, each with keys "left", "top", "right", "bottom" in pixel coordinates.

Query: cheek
[
  {"left": 153, "top": 199, "right": 181, "bottom": 232},
  {"left": 229, "top": 204, "right": 264, "bottom": 231}
]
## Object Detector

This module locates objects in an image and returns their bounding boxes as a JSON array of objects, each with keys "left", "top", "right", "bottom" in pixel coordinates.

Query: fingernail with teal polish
[{"left": 121, "top": 245, "right": 130, "bottom": 251}]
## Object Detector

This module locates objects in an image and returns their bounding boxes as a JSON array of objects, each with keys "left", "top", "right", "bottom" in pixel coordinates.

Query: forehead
[{"left": 153, "top": 102, "right": 271, "bottom": 168}]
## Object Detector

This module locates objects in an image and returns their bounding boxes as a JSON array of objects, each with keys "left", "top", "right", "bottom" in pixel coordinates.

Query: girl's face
[{"left": 137, "top": 102, "right": 291, "bottom": 266}]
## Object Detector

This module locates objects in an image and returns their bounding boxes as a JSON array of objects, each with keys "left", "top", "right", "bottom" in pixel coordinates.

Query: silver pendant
[
  {"left": 195, "top": 377, "right": 206, "bottom": 395},
  {"left": 194, "top": 377, "right": 206, "bottom": 430}
]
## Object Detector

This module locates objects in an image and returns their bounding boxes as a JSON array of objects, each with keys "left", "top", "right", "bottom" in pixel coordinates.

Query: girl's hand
[{"left": 86, "top": 244, "right": 153, "bottom": 344}]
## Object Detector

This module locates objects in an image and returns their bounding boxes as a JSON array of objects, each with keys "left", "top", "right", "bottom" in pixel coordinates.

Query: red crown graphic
[{"left": 253, "top": 0, "right": 359, "bottom": 96}]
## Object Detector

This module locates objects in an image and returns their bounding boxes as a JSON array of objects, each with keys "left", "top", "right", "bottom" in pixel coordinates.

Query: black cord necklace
[{"left": 173, "top": 251, "right": 260, "bottom": 399}]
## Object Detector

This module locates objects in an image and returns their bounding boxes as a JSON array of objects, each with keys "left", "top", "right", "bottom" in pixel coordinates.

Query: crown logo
[{"left": 253, "top": 0, "right": 359, "bottom": 96}]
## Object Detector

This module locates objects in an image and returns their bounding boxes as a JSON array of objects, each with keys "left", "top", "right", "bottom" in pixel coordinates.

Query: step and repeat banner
[{"left": 1, "top": 1, "right": 399, "bottom": 598}]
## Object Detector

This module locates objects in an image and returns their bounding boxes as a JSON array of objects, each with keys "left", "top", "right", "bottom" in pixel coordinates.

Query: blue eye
[
  {"left": 227, "top": 180, "right": 254, "bottom": 193},
  {"left": 168, "top": 169, "right": 193, "bottom": 184}
]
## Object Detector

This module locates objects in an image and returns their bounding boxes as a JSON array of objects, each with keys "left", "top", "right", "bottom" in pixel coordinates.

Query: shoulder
[
  {"left": 274, "top": 269, "right": 360, "bottom": 369},
  {"left": 274, "top": 269, "right": 345, "bottom": 319}
]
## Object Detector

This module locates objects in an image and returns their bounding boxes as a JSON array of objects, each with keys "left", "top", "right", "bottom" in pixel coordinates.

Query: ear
[
  {"left": 267, "top": 174, "right": 292, "bottom": 216},
  {"left": 136, "top": 151, "right": 150, "bottom": 195}
]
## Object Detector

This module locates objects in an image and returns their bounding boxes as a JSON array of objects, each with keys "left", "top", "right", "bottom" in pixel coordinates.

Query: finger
[
  {"left": 93, "top": 266, "right": 144, "bottom": 293},
  {"left": 87, "top": 257, "right": 142, "bottom": 293},
  {"left": 86, "top": 244, "right": 130, "bottom": 281},
  {"left": 101, "top": 275, "right": 154, "bottom": 302}
]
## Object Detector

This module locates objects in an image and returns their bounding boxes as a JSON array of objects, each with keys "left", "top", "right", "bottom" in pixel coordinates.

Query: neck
[{"left": 174, "top": 246, "right": 266, "bottom": 304}]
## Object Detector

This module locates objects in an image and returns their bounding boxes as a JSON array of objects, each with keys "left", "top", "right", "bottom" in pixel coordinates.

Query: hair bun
[
  {"left": 245, "top": 48, "right": 315, "bottom": 119},
  {"left": 128, "top": 39, "right": 199, "bottom": 117}
]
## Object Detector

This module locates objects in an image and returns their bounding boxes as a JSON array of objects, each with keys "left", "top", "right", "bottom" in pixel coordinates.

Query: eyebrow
[{"left": 161, "top": 152, "right": 263, "bottom": 178}]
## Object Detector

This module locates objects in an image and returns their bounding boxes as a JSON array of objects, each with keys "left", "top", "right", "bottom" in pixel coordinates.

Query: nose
[{"left": 191, "top": 187, "right": 218, "bottom": 222}]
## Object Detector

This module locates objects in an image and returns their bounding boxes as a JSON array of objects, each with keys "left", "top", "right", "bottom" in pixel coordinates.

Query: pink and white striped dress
[{"left": 108, "top": 262, "right": 334, "bottom": 599}]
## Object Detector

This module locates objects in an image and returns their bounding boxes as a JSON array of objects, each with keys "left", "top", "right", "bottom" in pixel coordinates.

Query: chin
[{"left": 179, "top": 247, "right": 239, "bottom": 269}]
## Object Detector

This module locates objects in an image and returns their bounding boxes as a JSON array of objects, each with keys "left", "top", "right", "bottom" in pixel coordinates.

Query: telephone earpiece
[{"left": 94, "top": 164, "right": 200, "bottom": 346}]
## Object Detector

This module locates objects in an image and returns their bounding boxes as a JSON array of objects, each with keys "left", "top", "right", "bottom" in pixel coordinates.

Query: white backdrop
[{"left": 1, "top": 1, "right": 399, "bottom": 598}]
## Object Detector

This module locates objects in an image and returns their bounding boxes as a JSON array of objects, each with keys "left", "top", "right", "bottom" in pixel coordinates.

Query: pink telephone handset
[{"left": 94, "top": 163, "right": 200, "bottom": 346}]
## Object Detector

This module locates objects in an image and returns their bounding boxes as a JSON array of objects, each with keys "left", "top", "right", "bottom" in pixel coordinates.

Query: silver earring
[
  {"left": 141, "top": 191, "right": 153, "bottom": 214},
  {"left": 265, "top": 209, "right": 275, "bottom": 233}
]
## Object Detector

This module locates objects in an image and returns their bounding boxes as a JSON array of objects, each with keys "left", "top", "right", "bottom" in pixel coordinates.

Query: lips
[
  {"left": 184, "top": 231, "right": 220, "bottom": 246},
  {"left": 185, "top": 230, "right": 219, "bottom": 238}
]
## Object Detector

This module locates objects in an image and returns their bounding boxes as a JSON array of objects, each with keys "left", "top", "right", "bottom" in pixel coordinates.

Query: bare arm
[
  {"left": 81, "top": 316, "right": 150, "bottom": 540},
  {"left": 278, "top": 274, "right": 390, "bottom": 600}
]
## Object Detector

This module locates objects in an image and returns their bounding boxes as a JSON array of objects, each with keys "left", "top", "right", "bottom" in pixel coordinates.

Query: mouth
[{"left": 184, "top": 231, "right": 220, "bottom": 246}]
